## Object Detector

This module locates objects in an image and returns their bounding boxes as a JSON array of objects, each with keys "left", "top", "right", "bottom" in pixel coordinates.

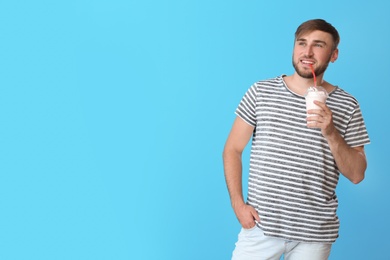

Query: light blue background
[{"left": 0, "top": 0, "right": 388, "bottom": 259}]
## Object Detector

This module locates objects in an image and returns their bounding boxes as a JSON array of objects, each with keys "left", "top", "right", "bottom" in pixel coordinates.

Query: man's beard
[{"left": 292, "top": 56, "right": 331, "bottom": 79}]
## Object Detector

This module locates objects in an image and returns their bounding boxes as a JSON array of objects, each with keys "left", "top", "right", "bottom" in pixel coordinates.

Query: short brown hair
[{"left": 295, "top": 19, "right": 340, "bottom": 50}]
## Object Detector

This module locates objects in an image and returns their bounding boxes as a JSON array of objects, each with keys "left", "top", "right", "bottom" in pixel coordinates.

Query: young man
[{"left": 223, "top": 19, "right": 370, "bottom": 260}]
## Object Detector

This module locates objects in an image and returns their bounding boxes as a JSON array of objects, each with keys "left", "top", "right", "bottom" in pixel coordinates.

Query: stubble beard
[{"left": 292, "top": 56, "right": 331, "bottom": 79}]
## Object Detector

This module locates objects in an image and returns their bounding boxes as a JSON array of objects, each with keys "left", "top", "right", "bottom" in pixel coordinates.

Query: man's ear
[{"left": 330, "top": 48, "right": 339, "bottom": 63}]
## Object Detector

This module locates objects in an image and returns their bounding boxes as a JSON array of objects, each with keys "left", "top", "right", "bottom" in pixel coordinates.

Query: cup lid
[{"left": 304, "top": 86, "right": 328, "bottom": 97}]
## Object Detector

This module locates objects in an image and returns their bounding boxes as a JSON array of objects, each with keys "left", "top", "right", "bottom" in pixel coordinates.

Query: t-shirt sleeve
[
  {"left": 235, "top": 84, "right": 257, "bottom": 127},
  {"left": 344, "top": 104, "right": 370, "bottom": 147}
]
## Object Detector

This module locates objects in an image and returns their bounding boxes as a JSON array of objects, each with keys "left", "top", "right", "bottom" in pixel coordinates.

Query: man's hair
[{"left": 295, "top": 19, "right": 340, "bottom": 50}]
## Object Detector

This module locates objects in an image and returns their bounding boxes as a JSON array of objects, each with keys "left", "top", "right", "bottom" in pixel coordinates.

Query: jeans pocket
[{"left": 242, "top": 225, "right": 258, "bottom": 232}]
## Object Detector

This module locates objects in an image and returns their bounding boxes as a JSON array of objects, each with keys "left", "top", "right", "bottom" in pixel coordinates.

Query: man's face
[{"left": 292, "top": 30, "right": 338, "bottom": 79}]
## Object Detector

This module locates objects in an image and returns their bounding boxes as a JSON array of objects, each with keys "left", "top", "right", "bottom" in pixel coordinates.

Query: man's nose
[{"left": 304, "top": 46, "right": 314, "bottom": 56}]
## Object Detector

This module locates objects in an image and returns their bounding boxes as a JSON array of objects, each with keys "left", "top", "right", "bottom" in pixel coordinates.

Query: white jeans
[{"left": 232, "top": 226, "right": 332, "bottom": 260}]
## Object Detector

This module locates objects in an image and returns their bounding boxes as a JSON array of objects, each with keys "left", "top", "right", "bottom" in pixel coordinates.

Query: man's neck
[{"left": 283, "top": 73, "right": 334, "bottom": 96}]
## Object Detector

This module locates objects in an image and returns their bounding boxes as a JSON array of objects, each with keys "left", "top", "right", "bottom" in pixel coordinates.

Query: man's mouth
[{"left": 301, "top": 60, "right": 314, "bottom": 65}]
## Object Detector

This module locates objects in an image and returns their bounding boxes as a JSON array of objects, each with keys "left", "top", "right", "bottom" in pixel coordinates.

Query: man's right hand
[{"left": 233, "top": 203, "right": 260, "bottom": 229}]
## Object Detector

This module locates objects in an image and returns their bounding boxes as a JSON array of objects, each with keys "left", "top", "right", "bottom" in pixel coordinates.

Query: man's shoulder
[
  {"left": 330, "top": 86, "right": 359, "bottom": 107},
  {"left": 251, "top": 75, "right": 284, "bottom": 90},
  {"left": 253, "top": 75, "right": 283, "bottom": 84}
]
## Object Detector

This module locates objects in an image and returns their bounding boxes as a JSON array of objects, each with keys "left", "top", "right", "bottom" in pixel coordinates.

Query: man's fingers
[{"left": 250, "top": 207, "right": 261, "bottom": 222}]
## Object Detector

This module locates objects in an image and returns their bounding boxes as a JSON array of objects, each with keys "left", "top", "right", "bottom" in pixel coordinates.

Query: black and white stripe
[{"left": 235, "top": 76, "right": 370, "bottom": 243}]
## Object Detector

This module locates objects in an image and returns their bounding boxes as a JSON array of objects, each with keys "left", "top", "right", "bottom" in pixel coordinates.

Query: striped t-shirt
[{"left": 235, "top": 75, "right": 370, "bottom": 243}]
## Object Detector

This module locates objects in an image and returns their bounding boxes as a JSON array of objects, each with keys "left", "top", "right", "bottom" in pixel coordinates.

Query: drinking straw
[{"left": 309, "top": 64, "right": 316, "bottom": 87}]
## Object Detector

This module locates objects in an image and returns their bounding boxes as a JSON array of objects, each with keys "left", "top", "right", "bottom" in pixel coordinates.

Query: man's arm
[
  {"left": 307, "top": 101, "right": 367, "bottom": 184},
  {"left": 325, "top": 135, "right": 366, "bottom": 184},
  {"left": 223, "top": 116, "right": 260, "bottom": 228}
]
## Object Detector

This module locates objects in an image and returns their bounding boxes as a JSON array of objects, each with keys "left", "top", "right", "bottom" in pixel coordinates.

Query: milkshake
[{"left": 305, "top": 86, "right": 328, "bottom": 116}]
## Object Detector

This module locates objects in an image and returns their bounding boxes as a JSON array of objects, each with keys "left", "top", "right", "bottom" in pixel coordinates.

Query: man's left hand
[{"left": 306, "top": 100, "right": 337, "bottom": 138}]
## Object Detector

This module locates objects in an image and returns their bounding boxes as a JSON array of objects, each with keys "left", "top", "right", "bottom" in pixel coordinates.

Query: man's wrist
[
  {"left": 324, "top": 127, "right": 342, "bottom": 144},
  {"left": 231, "top": 199, "right": 245, "bottom": 210}
]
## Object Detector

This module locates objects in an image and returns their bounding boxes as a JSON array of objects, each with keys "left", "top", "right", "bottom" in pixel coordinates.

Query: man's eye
[{"left": 315, "top": 44, "right": 323, "bottom": 47}]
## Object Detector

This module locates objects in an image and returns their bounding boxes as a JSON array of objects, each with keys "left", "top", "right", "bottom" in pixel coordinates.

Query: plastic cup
[{"left": 305, "top": 86, "right": 328, "bottom": 116}]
